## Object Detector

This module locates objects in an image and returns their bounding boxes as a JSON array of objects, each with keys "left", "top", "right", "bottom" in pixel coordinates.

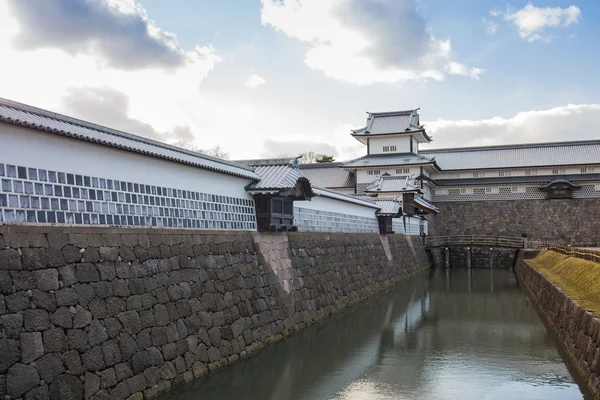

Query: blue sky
[{"left": 0, "top": 0, "right": 598, "bottom": 160}]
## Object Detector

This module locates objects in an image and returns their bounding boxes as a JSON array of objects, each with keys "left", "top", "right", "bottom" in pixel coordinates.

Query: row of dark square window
[
  {"left": 1, "top": 180, "right": 253, "bottom": 214},
  {"left": 0, "top": 209, "right": 256, "bottom": 230},
  {"left": 0, "top": 194, "right": 256, "bottom": 222},
  {"left": 0, "top": 164, "right": 254, "bottom": 206}
]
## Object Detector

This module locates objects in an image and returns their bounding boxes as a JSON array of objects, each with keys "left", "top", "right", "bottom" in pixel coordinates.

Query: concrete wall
[
  {"left": 516, "top": 256, "right": 600, "bottom": 397},
  {"left": 429, "top": 199, "right": 600, "bottom": 246},
  {"left": 0, "top": 226, "right": 430, "bottom": 400}
]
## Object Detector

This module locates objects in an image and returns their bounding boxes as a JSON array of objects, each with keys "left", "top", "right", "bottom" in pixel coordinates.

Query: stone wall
[
  {"left": 0, "top": 226, "right": 429, "bottom": 400},
  {"left": 429, "top": 199, "right": 600, "bottom": 246},
  {"left": 516, "top": 255, "right": 600, "bottom": 397}
]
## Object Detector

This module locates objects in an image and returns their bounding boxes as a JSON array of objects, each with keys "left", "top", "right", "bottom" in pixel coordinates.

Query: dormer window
[
  {"left": 367, "top": 170, "right": 381, "bottom": 176},
  {"left": 383, "top": 145, "right": 397, "bottom": 152}
]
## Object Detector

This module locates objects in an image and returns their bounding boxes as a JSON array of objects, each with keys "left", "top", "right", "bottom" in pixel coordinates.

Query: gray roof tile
[
  {"left": 343, "top": 153, "right": 435, "bottom": 168},
  {"left": 422, "top": 140, "right": 600, "bottom": 170},
  {"left": 246, "top": 164, "right": 305, "bottom": 190},
  {"left": 0, "top": 97, "right": 259, "bottom": 180},
  {"left": 299, "top": 163, "right": 354, "bottom": 188}
]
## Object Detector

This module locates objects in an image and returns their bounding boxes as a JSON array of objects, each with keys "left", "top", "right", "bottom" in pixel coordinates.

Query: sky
[{"left": 1, "top": 0, "right": 599, "bottom": 161}]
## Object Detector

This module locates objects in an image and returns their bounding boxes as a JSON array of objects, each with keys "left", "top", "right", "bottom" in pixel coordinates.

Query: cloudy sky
[{"left": 1, "top": 0, "right": 599, "bottom": 160}]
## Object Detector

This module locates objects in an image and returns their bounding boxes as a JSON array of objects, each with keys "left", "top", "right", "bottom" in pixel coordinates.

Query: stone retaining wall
[
  {"left": 0, "top": 226, "right": 429, "bottom": 400},
  {"left": 515, "top": 255, "right": 600, "bottom": 398},
  {"left": 429, "top": 199, "right": 600, "bottom": 246}
]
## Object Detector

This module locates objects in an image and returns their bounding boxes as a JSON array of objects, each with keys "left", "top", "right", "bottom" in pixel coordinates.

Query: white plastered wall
[{"left": 0, "top": 123, "right": 254, "bottom": 200}]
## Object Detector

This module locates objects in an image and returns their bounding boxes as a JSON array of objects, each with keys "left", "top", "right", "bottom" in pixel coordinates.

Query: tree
[
  {"left": 315, "top": 154, "right": 335, "bottom": 163},
  {"left": 171, "top": 141, "right": 229, "bottom": 160}
]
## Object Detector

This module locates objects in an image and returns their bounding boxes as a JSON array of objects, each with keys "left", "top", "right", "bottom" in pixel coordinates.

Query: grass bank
[{"left": 528, "top": 250, "right": 600, "bottom": 315}]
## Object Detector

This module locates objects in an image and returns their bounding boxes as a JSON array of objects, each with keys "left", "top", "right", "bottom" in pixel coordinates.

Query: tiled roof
[
  {"left": 364, "top": 175, "right": 421, "bottom": 193},
  {"left": 435, "top": 173, "right": 600, "bottom": 187},
  {"left": 372, "top": 198, "right": 401, "bottom": 215},
  {"left": 343, "top": 153, "right": 436, "bottom": 168},
  {"left": 421, "top": 140, "right": 600, "bottom": 171},
  {"left": 314, "top": 187, "right": 380, "bottom": 209},
  {"left": 299, "top": 163, "right": 354, "bottom": 188},
  {"left": 245, "top": 163, "right": 305, "bottom": 191},
  {"left": 0, "top": 97, "right": 259, "bottom": 180},
  {"left": 414, "top": 196, "right": 439, "bottom": 213},
  {"left": 351, "top": 109, "right": 431, "bottom": 143}
]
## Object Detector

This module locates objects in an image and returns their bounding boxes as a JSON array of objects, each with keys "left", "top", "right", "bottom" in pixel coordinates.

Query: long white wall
[
  {"left": 294, "top": 194, "right": 379, "bottom": 233},
  {"left": 0, "top": 124, "right": 257, "bottom": 230},
  {"left": 1, "top": 124, "right": 254, "bottom": 199},
  {"left": 393, "top": 216, "right": 427, "bottom": 235}
]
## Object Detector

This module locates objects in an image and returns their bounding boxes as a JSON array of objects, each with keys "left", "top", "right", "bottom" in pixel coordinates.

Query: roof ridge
[
  {"left": 367, "top": 109, "right": 418, "bottom": 116},
  {"left": 0, "top": 96, "right": 255, "bottom": 173}
]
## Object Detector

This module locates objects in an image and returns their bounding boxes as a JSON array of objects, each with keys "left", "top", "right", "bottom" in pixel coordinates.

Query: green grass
[{"left": 529, "top": 250, "right": 600, "bottom": 315}]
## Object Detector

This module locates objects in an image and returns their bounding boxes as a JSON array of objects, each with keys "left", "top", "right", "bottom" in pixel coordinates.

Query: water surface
[{"left": 162, "top": 268, "right": 589, "bottom": 400}]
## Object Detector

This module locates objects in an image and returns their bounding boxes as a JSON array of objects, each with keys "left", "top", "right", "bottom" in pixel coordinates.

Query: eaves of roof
[
  {"left": 313, "top": 187, "right": 380, "bottom": 209},
  {"left": 0, "top": 97, "right": 259, "bottom": 180},
  {"left": 435, "top": 173, "right": 600, "bottom": 186}
]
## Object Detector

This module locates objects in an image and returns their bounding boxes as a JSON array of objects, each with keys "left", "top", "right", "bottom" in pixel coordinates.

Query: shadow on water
[{"left": 160, "top": 268, "right": 591, "bottom": 400}]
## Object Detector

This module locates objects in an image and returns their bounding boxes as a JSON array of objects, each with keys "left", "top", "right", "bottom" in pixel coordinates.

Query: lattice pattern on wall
[
  {"left": 431, "top": 183, "right": 600, "bottom": 202},
  {"left": 356, "top": 183, "right": 369, "bottom": 193},
  {"left": 0, "top": 162, "right": 257, "bottom": 230},
  {"left": 392, "top": 217, "right": 426, "bottom": 235},
  {"left": 294, "top": 207, "right": 378, "bottom": 233},
  {"left": 574, "top": 185, "right": 600, "bottom": 199}
]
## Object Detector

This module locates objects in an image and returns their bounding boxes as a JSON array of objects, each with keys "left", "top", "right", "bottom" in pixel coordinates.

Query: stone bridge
[{"left": 425, "top": 235, "right": 525, "bottom": 269}]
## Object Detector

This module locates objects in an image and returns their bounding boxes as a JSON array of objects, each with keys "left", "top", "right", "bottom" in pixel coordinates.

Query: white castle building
[{"left": 1, "top": 97, "right": 598, "bottom": 237}]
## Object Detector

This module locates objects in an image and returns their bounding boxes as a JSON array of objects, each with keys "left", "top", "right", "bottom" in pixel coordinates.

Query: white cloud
[
  {"left": 501, "top": 3, "right": 581, "bottom": 42},
  {"left": 0, "top": 0, "right": 222, "bottom": 145},
  {"left": 261, "top": 0, "right": 481, "bottom": 84},
  {"left": 444, "top": 62, "right": 483, "bottom": 80},
  {"left": 423, "top": 104, "right": 600, "bottom": 149},
  {"left": 244, "top": 73, "right": 266, "bottom": 89},
  {"left": 482, "top": 18, "right": 498, "bottom": 34}
]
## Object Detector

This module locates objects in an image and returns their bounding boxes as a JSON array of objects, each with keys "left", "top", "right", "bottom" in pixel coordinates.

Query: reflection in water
[{"left": 160, "top": 269, "right": 590, "bottom": 400}]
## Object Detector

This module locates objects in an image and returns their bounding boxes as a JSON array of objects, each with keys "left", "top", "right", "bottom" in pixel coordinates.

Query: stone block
[
  {"left": 162, "top": 343, "right": 177, "bottom": 361},
  {"left": 131, "top": 352, "right": 151, "bottom": 375},
  {"left": 32, "top": 290, "right": 57, "bottom": 312},
  {"left": 55, "top": 288, "right": 78, "bottom": 307},
  {"left": 58, "top": 265, "right": 77, "bottom": 287},
  {"left": 11, "top": 270, "right": 36, "bottom": 291},
  {"left": 94, "top": 281, "right": 113, "bottom": 299},
  {"left": 43, "top": 328, "right": 68, "bottom": 353},
  {"left": 112, "top": 280, "right": 130, "bottom": 298},
  {"left": 82, "top": 346, "right": 106, "bottom": 371},
  {"left": 104, "top": 317, "right": 122, "bottom": 339},
  {"left": 23, "top": 309, "right": 50, "bottom": 331},
  {"left": 102, "top": 339, "right": 122, "bottom": 367},
  {"left": 0, "top": 270, "right": 12, "bottom": 295},
  {"left": 46, "top": 233, "right": 68, "bottom": 250},
  {"left": 73, "top": 305, "right": 93, "bottom": 328},
  {"left": 49, "top": 374, "right": 83, "bottom": 400},
  {"left": 117, "top": 311, "right": 141, "bottom": 335},
  {"left": 82, "top": 247, "right": 101, "bottom": 263},
  {"left": 34, "top": 269, "right": 59, "bottom": 291},
  {"left": 76, "top": 263, "right": 100, "bottom": 283},
  {"left": 23, "top": 248, "right": 49, "bottom": 270},
  {"left": 0, "top": 339, "right": 20, "bottom": 373},
  {"left": 50, "top": 307, "right": 72, "bottom": 329},
  {"left": 1, "top": 313, "right": 23, "bottom": 339},
  {"left": 66, "top": 329, "right": 88, "bottom": 352},
  {"left": 100, "top": 368, "right": 117, "bottom": 389},
  {"left": 89, "top": 319, "right": 109, "bottom": 346},
  {"left": 159, "top": 362, "right": 176, "bottom": 380},
  {"left": 60, "top": 350, "right": 85, "bottom": 375},
  {"left": 5, "top": 291, "right": 30, "bottom": 312},
  {"left": 84, "top": 371, "right": 101, "bottom": 398},
  {"left": 0, "top": 249, "right": 22, "bottom": 270},
  {"left": 36, "top": 353, "right": 65, "bottom": 383},
  {"left": 151, "top": 327, "right": 168, "bottom": 347},
  {"left": 98, "top": 261, "right": 117, "bottom": 281},
  {"left": 89, "top": 298, "right": 108, "bottom": 319},
  {"left": 25, "top": 384, "right": 49, "bottom": 400},
  {"left": 7, "top": 363, "right": 40, "bottom": 398},
  {"left": 115, "top": 363, "right": 133, "bottom": 382},
  {"left": 74, "top": 284, "right": 95, "bottom": 307}
]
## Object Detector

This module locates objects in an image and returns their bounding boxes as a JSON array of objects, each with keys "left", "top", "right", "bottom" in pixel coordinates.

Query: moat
[{"left": 160, "top": 268, "right": 589, "bottom": 400}]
